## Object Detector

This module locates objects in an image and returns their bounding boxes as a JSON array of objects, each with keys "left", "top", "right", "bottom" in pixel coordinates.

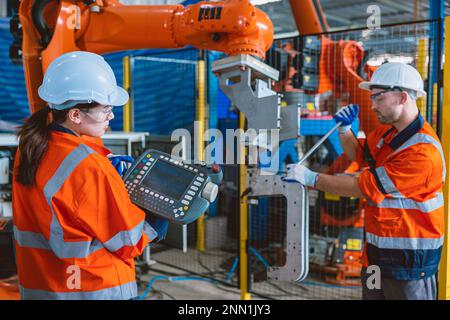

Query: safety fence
[
  {"left": 121, "top": 48, "right": 244, "bottom": 299},
  {"left": 253, "top": 18, "right": 442, "bottom": 300},
  {"left": 124, "top": 19, "right": 443, "bottom": 300}
]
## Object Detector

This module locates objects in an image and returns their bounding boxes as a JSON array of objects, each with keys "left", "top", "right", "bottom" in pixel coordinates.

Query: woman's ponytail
[{"left": 16, "top": 106, "right": 52, "bottom": 186}]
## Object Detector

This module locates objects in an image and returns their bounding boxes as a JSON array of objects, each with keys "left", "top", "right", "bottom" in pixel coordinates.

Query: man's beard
[{"left": 376, "top": 112, "right": 397, "bottom": 124}]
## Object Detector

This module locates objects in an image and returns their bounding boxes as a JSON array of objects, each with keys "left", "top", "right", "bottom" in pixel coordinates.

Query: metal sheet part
[
  {"left": 280, "top": 104, "right": 301, "bottom": 141},
  {"left": 247, "top": 168, "right": 309, "bottom": 282}
]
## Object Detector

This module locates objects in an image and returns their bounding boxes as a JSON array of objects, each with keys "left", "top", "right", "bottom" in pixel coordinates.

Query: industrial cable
[
  {"left": 222, "top": 251, "right": 310, "bottom": 299},
  {"left": 213, "top": 283, "right": 241, "bottom": 295},
  {"left": 146, "top": 257, "right": 358, "bottom": 300},
  {"left": 265, "top": 280, "right": 309, "bottom": 295},
  {"left": 145, "top": 267, "right": 188, "bottom": 277},
  {"left": 225, "top": 257, "right": 239, "bottom": 282},
  {"left": 249, "top": 247, "right": 270, "bottom": 268},
  {"left": 140, "top": 261, "right": 251, "bottom": 298},
  {"left": 247, "top": 290, "right": 274, "bottom": 300},
  {"left": 150, "top": 288, "right": 176, "bottom": 300},
  {"left": 246, "top": 272, "right": 313, "bottom": 299},
  {"left": 145, "top": 263, "right": 221, "bottom": 278},
  {"left": 154, "top": 259, "right": 234, "bottom": 286},
  {"left": 137, "top": 275, "right": 219, "bottom": 300},
  {"left": 138, "top": 279, "right": 177, "bottom": 300},
  {"left": 138, "top": 268, "right": 223, "bottom": 300},
  {"left": 156, "top": 268, "right": 220, "bottom": 277},
  {"left": 250, "top": 279, "right": 361, "bottom": 300},
  {"left": 157, "top": 289, "right": 177, "bottom": 300},
  {"left": 198, "top": 251, "right": 234, "bottom": 269},
  {"left": 301, "top": 280, "right": 361, "bottom": 289},
  {"left": 144, "top": 262, "right": 322, "bottom": 300},
  {"left": 197, "top": 250, "right": 230, "bottom": 257},
  {"left": 196, "top": 251, "right": 217, "bottom": 274},
  {"left": 147, "top": 225, "right": 360, "bottom": 295},
  {"left": 224, "top": 245, "right": 278, "bottom": 284},
  {"left": 146, "top": 290, "right": 165, "bottom": 300}
]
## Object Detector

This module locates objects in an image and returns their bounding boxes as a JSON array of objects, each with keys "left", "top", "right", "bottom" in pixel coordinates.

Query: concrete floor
[
  {"left": 136, "top": 246, "right": 362, "bottom": 300},
  {"left": 138, "top": 264, "right": 246, "bottom": 300}
]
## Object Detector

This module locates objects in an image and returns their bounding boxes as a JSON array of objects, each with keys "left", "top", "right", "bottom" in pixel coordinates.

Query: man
[{"left": 284, "top": 62, "right": 445, "bottom": 300}]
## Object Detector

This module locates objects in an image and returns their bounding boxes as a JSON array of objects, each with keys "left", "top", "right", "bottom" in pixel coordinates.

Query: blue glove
[
  {"left": 146, "top": 214, "right": 169, "bottom": 242},
  {"left": 107, "top": 154, "right": 134, "bottom": 176},
  {"left": 282, "top": 163, "right": 319, "bottom": 188},
  {"left": 333, "top": 104, "right": 359, "bottom": 133}
]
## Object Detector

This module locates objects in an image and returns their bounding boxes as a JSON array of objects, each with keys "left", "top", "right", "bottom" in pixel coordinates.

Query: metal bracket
[
  {"left": 212, "top": 55, "right": 299, "bottom": 141},
  {"left": 247, "top": 168, "right": 309, "bottom": 282},
  {"left": 280, "top": 104, "right": 301, "bottom": 141}
]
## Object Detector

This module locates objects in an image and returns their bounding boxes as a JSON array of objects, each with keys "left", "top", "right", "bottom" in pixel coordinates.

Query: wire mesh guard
[
  {"left": 128, "top": 49, "right": 245, "bottom": 299},
  {"left": 130, "top": 20, "right": 442, "bottom": 300},
  {"left": 255, "top": 19, "right": 441, "bottom": 300}
]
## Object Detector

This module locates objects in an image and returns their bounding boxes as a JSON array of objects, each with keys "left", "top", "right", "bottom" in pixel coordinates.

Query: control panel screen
[{"left": 141, "top": 160, "right": 196, "bottom": 200}]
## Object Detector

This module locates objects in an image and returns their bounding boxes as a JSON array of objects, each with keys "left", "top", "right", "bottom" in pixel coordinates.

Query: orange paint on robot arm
[
  {"left": 19, "top": 0, "right": 274, "bottom": 113},
  {"left": 288, "top": 0, "right": 329, "bottom": 35},
  {"left": 322, "top": 39, "right": 377, "bottom": 132},
  {"left": 172, "top": 0, "right": 273, "bottom": 57}
]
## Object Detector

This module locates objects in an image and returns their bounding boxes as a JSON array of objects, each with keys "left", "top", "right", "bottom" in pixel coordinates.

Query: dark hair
[{"left": 16, "top": 103, "right": 97, "bottom": 186}]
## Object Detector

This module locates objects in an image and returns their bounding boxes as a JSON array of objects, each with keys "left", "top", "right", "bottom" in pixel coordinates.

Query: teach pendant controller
[{"left": 123, "top": 149, "right": 222, "bottom": 225}]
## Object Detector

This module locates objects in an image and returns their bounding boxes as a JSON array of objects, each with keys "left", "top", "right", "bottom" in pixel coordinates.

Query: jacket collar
[
  {"left": 50, "top": 122, "right": 78, "bottom": 136},
  {"left": 388, "top": 113, "right": 424, "bottom": 150},
  {"left": 50, "top": 123, "right": 111, "bottom": 156}
]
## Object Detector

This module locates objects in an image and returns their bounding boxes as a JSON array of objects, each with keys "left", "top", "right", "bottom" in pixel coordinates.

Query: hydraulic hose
[{"left": 31, "top": 0, "right": 54, "bottom": 48}]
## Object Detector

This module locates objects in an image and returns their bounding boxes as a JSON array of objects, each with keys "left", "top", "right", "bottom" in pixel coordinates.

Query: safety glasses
[
  {"left": 369, "top": 88, "right": 403, "bottom": 102},
  {"left": 81, "top": 105, "right": 114, "bottom": 122},
  {"left": 98, "top": 105, "right": 114, "bottom": 117}
]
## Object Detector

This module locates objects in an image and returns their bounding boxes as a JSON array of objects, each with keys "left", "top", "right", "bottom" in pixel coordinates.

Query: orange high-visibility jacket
[
  {"left": 356, "top": 114, "right": 445, "bottom": 280},
  {"left": 12, "top": 126, "right": 157, "bottom": 299}
]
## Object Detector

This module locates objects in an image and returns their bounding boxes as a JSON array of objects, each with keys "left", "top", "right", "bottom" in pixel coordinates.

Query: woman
[{"left": 12, "top": 51, "right": 163, "bottom": 300}]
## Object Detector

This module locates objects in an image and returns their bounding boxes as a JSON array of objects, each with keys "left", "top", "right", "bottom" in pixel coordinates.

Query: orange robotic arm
[
  {"left": 287, "top": 0, "right": 376, "bottom": 132},
  {"left": 288, "top": 0, "right": 329, "bottom": 35},
  {"left": 18, "top": 0, "right": 274, "bottom": 112}
]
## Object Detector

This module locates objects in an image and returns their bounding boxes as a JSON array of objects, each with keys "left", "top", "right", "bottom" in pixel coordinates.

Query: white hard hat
[
  {"left": 359, "top": 62, "right": 426, "bottom": 97},
  {"left": 38, "top": 51, "right": 129, "bottom": 110}
]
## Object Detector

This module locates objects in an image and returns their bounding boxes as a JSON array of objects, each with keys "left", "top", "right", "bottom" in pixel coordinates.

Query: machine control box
[{"left": 123, "top": 149, "right": 222, "bottom": 225}]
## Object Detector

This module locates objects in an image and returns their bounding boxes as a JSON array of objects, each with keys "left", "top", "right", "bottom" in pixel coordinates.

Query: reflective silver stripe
[
  {"left": 104, "top": 221, "right": 157, "bottom": 252},
  {"left": 390, "top": 133, "right": 446, "bottom": 181},
  {"left": 13, "top": 145, "right": 101, "bottom": 257},
  {"left": 44, "top": 144, "right": 103, "bottom": 259},
  {"left": 143, "top": 221, "right": 159, "bottom": 241},
  {"left": 366, "top": 232, "right": 444, "bottom": 250},
  {"left": 13, "top": 226, "right": 51, "bottom": 250},
  {"left": 375, "top": 166, "right": 403, "bottom": 197},
  {"left": 14, "top": 144, "right": 151, "bottom": 258},
  {"left": 369, "top": 192, "right": 444, "bottom": 213},
  {"left": 19, "top": 281, "right": 137, "bottom": 300},
  {"left": 376, "top": 137, "right": 385, "bottom": 149}
]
